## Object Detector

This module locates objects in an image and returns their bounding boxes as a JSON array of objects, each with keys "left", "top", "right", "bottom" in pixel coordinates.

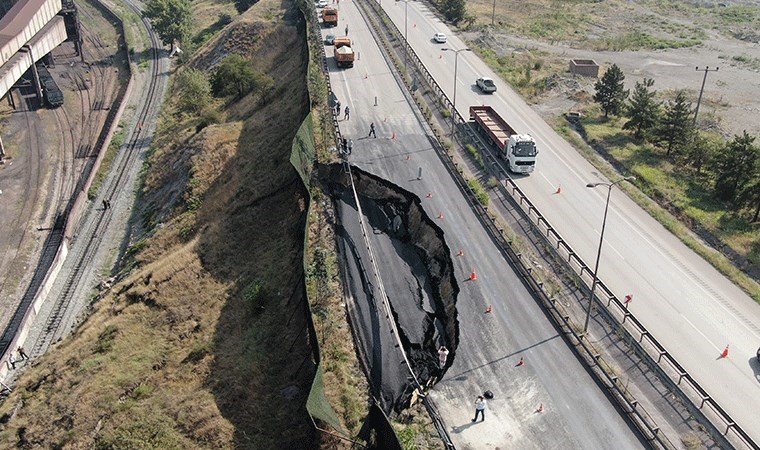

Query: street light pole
[
  {"left": 491, "top": 0, "right": 496, "bottom": 25},
  {"left": 442, "top": 47, "right": 471, "bottom": 136},
  {"left": 583, "top": 176, "right": 636, "bottom": 334}
]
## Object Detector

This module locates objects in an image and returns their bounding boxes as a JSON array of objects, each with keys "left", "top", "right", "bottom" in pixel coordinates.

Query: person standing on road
[
  {"left": 437, "top": 346, "right": 449, "bottom": 368},
  {"left": 347, "top": 139, "right": 353, "bottom": 154},
  {"left": 342, "top": 137, "right": 348, "bottom": 154},
  {"left": 472, "top": 395, "right": 486, "bottom": 422},
  {"left": 17, "top": 346, "right": 28, "bottom": 360},
  {"left": 335, "top": 100, "right": 341, "bottom": 116},
  {"left": 368, "top": 122, "right": 376, "bottom": 138},
  {"left": 7, "top": 355, "right": 16, "bottom": 370},
  {"left": 102, "top": 199, "right": 108, "bottom": 210},
  {"left": 345, "top": 25, "right": 349, "bottom": 36},
  {"left": 344, "top": 106, "right": 350, "bottom": 120}
]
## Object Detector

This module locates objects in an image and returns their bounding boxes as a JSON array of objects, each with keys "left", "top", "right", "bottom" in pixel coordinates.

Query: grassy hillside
[{"left": 0, "top": 0, "right": 322, "bottom": 447}]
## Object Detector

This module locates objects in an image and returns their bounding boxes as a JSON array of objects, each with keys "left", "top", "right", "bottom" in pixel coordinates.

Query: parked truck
[
  {"left": 334, "top": 37, "right": 355, "bottom": 68},
  {"left": 469, "top": 106, "right": 538, "bottom": 174},
  {"left": 322, "top": 7, "right": 338, "bottom": 27}
]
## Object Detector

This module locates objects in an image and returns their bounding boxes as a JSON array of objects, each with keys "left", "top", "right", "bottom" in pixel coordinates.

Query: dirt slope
[{"left": 0, "top": 0, "right": 315, "bottom": 448}]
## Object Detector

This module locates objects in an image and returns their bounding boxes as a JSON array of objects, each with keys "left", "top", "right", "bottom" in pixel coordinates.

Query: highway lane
[
  {"left": 321, "top": 2, "right": 645, "bottom": 447},
  {"left": 380, "top": 0, "right": 760, "bottom": 441}
]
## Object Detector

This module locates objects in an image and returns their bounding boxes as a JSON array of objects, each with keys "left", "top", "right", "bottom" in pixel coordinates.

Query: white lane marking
[{"left": 682, "top": 314, "right": 718, "bottom": 351}]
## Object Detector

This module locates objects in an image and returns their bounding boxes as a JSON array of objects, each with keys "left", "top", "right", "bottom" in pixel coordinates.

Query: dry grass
[
  {"left": 0, "top": 0, "right": 322, "bottom": 447},
  {"left": 306, "top": 194, "right": 369, "bottom": 442}
]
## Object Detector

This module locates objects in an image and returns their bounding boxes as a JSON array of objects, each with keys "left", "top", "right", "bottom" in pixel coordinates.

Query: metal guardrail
[{"left": 350, "top": 1, "right": 759, "bottom": 449}]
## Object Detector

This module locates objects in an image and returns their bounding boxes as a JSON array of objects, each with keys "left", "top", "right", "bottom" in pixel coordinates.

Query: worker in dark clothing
[
  {"left": 368, "top": 122, "right": 376, "bottom": 138},
  {"left": 336, "top": 100, "right": 341, "bottom": 116},
  {"left": 344, "top": 106, "right": 350, "bottom": 120}
]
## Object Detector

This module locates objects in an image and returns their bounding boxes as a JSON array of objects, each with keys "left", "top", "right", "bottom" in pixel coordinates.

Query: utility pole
[
  {"left": 694, "top": 66, "right": 718, "bottom": 126},
  {"left": 491, "top": 0, "right": 496, "bottom": 25}
]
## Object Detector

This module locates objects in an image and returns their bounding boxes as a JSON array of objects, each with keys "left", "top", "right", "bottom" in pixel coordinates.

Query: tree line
[{"left": 594, "top": 64, "right": 760, "bottom": 222}]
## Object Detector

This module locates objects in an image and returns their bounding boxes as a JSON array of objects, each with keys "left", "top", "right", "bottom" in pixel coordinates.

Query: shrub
[
  {"left": 176, "top": 69, "right": 212, "bottom": 115},
  {"left": 210, "top": 55, "right": 260, "bottom": 99}
]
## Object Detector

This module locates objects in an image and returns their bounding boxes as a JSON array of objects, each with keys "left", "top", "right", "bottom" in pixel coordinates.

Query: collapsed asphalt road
[{"left": 323, "top": 164, "right": 459, "bottom": 413}]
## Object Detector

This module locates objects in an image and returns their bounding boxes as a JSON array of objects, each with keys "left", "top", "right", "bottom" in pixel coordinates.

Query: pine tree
[
  {"left": 593, "top": 64, "right": 628, "bottom": 118},
  {"left": 713, "top": 131, "right": 759, "bottom": 204},
  {"left": 687, "top": 133, "right": 716, "bottom": 175},
  {"left": 623, "top": 78, "right": 660, "bottom": 140},
  {"left": 440, "top": 0, "right": 466, "bottom": 25},
  {"left": 658, "top": 90, "right": 694, "bottom": 157}
]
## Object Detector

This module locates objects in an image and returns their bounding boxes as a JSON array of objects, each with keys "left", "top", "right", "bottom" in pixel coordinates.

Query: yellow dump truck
[
  {"left": 334, "top": 37, "right": 354, "bottom": 68},
  {"left": 321, "top": 7, "right": 338, "bottom": 27}
]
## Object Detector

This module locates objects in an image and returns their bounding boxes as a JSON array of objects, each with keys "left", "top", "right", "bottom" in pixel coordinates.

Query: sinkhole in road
[{"left": 322, "top": 164, "right": 460, "bottom": 411}]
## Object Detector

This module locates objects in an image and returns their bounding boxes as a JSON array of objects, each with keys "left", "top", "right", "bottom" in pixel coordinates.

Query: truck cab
[{"left": 507, "top": 134, "right": 538, "bottom": 174}]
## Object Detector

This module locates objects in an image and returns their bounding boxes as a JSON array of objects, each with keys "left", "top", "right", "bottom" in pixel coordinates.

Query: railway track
[
  {"left": 0, "top": 107, "right": 44, "bottom": 333},
  {"left": 0, "top": 2, "right": 124, "bottom": 341},
  {"left": 29, "top": 0, "right": 166, "bottom": 356}
]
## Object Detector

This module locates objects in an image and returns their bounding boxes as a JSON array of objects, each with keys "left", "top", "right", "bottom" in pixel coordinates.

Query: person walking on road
[
  {"left": 347, "top": 139, "right": 353, "bottom": 154},
  {"left": 7, "top": 355, "right": 16, "bottom": 370},
  {"left": 472, "top": 395, "right": 486, "bottom": 422},
  {"left": 17, "top": 346, "right": 28, "bottom": 360},
  {"left": 437, "top": 346, "right": 449, "bottom": 368},
  {"left": 344, "top": 106, "right": 350, "bottom": 121},
  {"left": 342, "top": 138, "right": 348, "bottom": 154},
  {"left": 345, "top": 25, "right": 349, "bottom": 36},
  {"left": 335, "top": 100, "right": 341, "bottom": 116},
  {"left": 368, "top": 122, "right": 376, "bottom": 138}
]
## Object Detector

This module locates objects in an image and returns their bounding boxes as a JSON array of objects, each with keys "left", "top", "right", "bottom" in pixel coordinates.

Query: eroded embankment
[{"left": 322, "top": 164, "right": 459, "bottom": 411}]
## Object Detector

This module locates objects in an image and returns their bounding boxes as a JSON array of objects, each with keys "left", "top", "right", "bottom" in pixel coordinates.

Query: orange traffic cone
[
  {"left": 536, "top": 403, "right": 543, "bottom": 413},
  {"left": 427, "top": 192, "right": 432, "bottom": 198},
  {"left": 516, "top": 357, "right": 524, "bottom": 367},
  {"left": 469, "top": 271, "right": 477, "bottom": 281},
  {"left": 554, "top": 185, "right": 562, "bottom": 195},
  {"left": 438, "top": 212, "right": 444, "bottom": 219},
  {"left": 721, "top": 345, "right": 729, "bottom": 358},
  {"left": 391, "top": 132, "right": 396, "bottom": 140},
  {"left": 457, "top": 249, "right": 463, "bottom": 257},
  {"left": 485, "top": 305, "right": 492, "bottom": 314}
]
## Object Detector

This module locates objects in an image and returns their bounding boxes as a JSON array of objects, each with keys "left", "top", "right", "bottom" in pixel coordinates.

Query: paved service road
[
  {"left": 380, "top": 0, "right": 760, "bottom": 442},
  {"left": 322, "top": 2, "right": 645, "bottom": 448}
]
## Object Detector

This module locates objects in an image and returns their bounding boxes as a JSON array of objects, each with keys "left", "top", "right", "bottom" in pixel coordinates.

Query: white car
[
  {"left": 476, "top": 77, "right": 497, "bottom": 93},
  {"left": 433, "top": 32, "right": 447, "bottom": 43},
  {"left": 316, "top": 0, "right": 328, "bottom": 7}
]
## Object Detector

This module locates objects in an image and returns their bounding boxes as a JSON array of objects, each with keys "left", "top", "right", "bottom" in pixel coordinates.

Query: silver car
[{"left": 476, "top": 77, "right": 497, "bottom": 93}]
